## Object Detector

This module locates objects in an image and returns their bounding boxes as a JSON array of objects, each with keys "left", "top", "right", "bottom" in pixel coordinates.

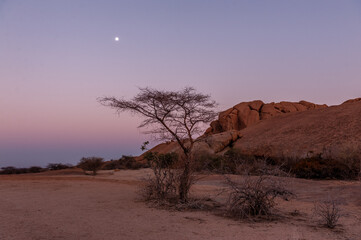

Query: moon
[{"left": 114, "top": 37, "right": 119, "bottom": 41}]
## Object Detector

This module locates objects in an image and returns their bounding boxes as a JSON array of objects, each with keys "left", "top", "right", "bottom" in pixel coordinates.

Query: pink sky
[{"left": 1, "top": 0, "right": 360, "bottom": 167}]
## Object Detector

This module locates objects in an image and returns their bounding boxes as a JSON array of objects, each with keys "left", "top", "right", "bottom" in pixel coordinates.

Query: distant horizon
[{"left": 1, "top": 0, "right": 360, "bottom": 168}]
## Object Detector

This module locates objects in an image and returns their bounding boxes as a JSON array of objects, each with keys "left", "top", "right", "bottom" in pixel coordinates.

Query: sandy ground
[{"left": 0, "top": 169, "right": 360, "bottom": 240}]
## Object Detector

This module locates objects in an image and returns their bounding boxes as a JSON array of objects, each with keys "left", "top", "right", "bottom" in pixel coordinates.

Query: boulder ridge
[{"left": 205, "top": 100, "right": 327, "bottom": 135}]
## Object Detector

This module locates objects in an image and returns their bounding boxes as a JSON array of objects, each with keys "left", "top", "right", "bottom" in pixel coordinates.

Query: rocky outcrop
[
  {"left": 142, "top": 130, "right": 242, "bottom": 158},
  {"left": 205, "top": 100, "right": 327, "bottom": 135},
  {"left": 343, "top": 98, "right": 361, "bottom": 104},
  {"left": 142, "top": 98, "right": 360, "bottom": 161},
  {"left": 197, "top": 130, "right": 242, "bottom": 154},
  {"left": 231, "top": 100, "right": 361, "bottom": 159}
]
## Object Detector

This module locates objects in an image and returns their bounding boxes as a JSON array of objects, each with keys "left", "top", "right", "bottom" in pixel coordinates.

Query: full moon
[{"left": 114, "top": 37, "right": 119, "bottom": 41}]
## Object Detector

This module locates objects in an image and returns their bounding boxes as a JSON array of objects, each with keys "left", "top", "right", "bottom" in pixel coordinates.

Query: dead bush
[
  {"left": 225, "top": 175, "right": 293, "bottom": 219},
  {"left": 313, "top": 199, "right": 341, "bottom": 228},
  {"left": 78, "top": 157, "right": 104, "bottom": 175},
  {"left": 141, "top": 152, "right": 180, "bottom": 203}
]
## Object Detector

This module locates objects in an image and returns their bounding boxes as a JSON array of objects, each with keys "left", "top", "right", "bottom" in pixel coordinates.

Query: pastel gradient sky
[{"left": 1, "top": 0, "right": 360, "bottom": 167}]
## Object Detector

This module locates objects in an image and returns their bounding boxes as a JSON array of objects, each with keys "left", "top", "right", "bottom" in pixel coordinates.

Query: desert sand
[{"left": 1, "top": 169, "right": 360, "bottom": 240}]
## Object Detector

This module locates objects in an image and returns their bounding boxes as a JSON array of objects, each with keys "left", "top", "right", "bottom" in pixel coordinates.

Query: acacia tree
[
  {"left": 99, "top": 87, "right": 217, "bottom": 202},
  {"left": 78, "top": 157, "right": 104, "bottom": 175}
]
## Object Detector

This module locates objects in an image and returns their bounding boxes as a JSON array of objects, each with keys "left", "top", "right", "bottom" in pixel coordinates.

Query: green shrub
[
  {"left": 194, "top": 148, "right": 359, "bottom": 180},
  {"left": 223, "top": 149, "right": 257, "bottom": 174},
  {"left": 121, "top": 155, "right": 145, "bottom": 169},
  {"left": 102, "top": 155, "right": 147, "bottom": 170},
  {"left": 144, "top": 152, "right": 178, "bottom": 168},
  {"left": 102, "top": 160, "right": 122, "bottom": 170},
  {"left": 291, "top": 156, "right": 359, "bottom": 179},
  {"left": 78, "top": 157, "right": 104, "bottom": 175},
  {"left": 47, "top": 163, "right": 72, "bottom": 170},
  {"left": 28, "top": 166, "right": 44, "bottom": 173},
  {"left": 0, "top": 166, "right": 45, "bottom": 174},
  {"left": 194, "top": 149, "right": 282, "bottom": 175},
  {"left": 0, "top": 166, "right": 18, "bottom": 174}
]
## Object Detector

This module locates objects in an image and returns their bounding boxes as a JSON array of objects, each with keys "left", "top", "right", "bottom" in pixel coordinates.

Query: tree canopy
[{"left": 99, "top": 87, "right": 217, "bottom": 155}]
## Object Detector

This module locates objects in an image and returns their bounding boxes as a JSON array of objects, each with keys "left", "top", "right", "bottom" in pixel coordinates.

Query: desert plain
[{"left": 1, "top": 168, "right": 360, "bottom": 240}]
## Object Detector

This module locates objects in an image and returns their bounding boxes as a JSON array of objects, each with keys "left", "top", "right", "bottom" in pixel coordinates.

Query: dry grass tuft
[{"left": 313, "top": 199, "right": 342, "bottom": 229}]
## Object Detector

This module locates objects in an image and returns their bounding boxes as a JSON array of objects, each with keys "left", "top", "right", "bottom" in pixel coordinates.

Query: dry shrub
[
  {"left": 325, "top": 143, "right": 361, "bottom": 179},
  {"left": 194, "top": 149, "right": 288, "bottom": 176},
  {"left": 199, "top": 146, "right": 360, "bottom": 180},
  {"left": 313, "top": 199, "right": 341, "bottom": 228},
  {"left": 235, "top": 157, "right": 291, "bottom": 177},
  {"left": 193, "top": 151, "right": 225, "bottom": 172},
  {"left": 222, "top": 149, "right": 254, "bottom": 174},
  {"left": 142, "top": 152, "right": 203, "bottom": 208},
  {"left": 225, "top": 175, "right": 293, "bottom": 219},
  {"left": 141, "top": 152, "right": 180, "bottom": 203},
  {"left": 78, "top": 157, "right": 104, "bottom": 175}
]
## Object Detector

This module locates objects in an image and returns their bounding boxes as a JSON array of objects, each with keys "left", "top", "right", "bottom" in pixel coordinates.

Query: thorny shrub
[{"left": 225, "top": 174, "right": 293, "bottom": 219}]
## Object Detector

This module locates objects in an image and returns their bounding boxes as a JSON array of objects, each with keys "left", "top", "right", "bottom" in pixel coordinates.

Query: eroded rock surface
[{"left": 205, "top": 100, "right": 327, "bottom": 134}]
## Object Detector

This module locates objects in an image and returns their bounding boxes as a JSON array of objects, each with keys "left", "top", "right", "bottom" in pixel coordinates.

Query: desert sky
[{"left": 0, "top": 0, "right": 360, "bottom": 167}]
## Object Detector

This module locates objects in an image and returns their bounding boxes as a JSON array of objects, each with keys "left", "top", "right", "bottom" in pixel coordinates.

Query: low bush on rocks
[
  {"left": 102, "top": 155, "right": 147, "bottom": 170},
  {"left": 290, "top": 156, "right": 359, "bottom": 180}
]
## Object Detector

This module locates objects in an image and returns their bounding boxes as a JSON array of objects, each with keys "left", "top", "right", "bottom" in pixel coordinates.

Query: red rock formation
[
  {"left": 205, "top": 100, "right": 327, "bottom": 134},
  {"left": 342, "top": 98, "right": 361, "bottom": 104},
  {"left": 232, "top": 99, "right": 361, "bottom": 159},
  {"left": 141, "top": 98, "right": 360, "bottom": 161}
]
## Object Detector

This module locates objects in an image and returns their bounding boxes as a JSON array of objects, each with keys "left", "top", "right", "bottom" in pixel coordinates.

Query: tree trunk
[{"left": 179, "top": 156, "right": 191, "bottom": 203}]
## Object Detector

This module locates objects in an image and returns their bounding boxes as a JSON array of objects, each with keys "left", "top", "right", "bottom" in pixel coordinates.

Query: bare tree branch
[{"left": 99, "top": 87, "right": 217, "bottom": 202}]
